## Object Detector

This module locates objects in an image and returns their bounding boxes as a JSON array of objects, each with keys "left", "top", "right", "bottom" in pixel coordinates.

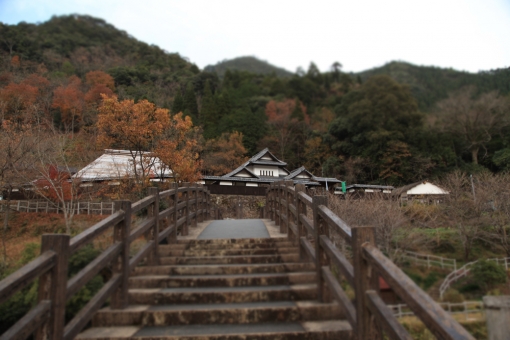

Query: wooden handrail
[
  {"left": 0, "top": 251, "right": 55, "bottom": 305},
  {"left": 0, "top": 182, "right": 211, "bottom": 340},
  {"left": 266, "top": 180, "right": 475, "bottom": 340}
]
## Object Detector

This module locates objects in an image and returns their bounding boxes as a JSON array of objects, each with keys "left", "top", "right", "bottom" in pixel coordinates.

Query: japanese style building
[{"left": 201, "top": 148, "right": 341, "bottom": 190}]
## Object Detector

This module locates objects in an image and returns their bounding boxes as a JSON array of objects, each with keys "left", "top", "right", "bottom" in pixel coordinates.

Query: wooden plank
[
  {"left": 318, "top": 205, "right": 352, "bottom": 241},
  {"left": 66, "top": 243, "right": 121, "bottom": 301},
  {"left": 159, "top": 188, "right": 177, "bottom": 199},
  {"left": 300, "top": 214, "right": 314, "bottom": 236},
  {"left": 129, "top": 241, "right": 154, "bottom": 272},
  {"left": 128, "top": 217, "right": 156, "bottom": 243},
  {"left": 158, "top": 225, "right": 175, "bottom": 244},
  {"left": 0, "top": 300, "right": 51, "bottom": 340},
  {"left": 36, "top": 235, "right": 69, "bottom": 340},
  {"left": 69, "top": 211, "right": 124, "bottom": 253},
  {"left": 289, "top": 203, "right": 297, "bottom": 219},
  {"left": 365, "top": 290, "right": 413, "bottom": 340},
  {"left": 352, "top": 226, "right": 379, "bottom": 340},
  {"left": 320, "top": 235, "right": 354, "bottom": 286},
  {"left": 297, "top": 191, "right": 313, "bottom": 207},
  {"left": 159, "top": 206, "right": 175, "bottom": 220},
  {"left": 111, "top": 201, "right": 131, "bottom": 310},
  {"left": 288, "top": 221, "right": 298, "bottom": 237},
  {"left": 322, "top": 267, "right": 357, "bottom": 330},
  {"left": 176, "top": 216, "right": 187, "bottom": 228},
  {"left": 363, "top": 244, "right": 475, "bottom": 340},
  {"left": 313, "top": 195, "right": 329, "bottom": 303},
  {"left": 148, "top": 187, "right": 160, "bottom": 266},
  {"left": 131, "top": 195, "right": 155, "bottom": 214},
  {"left": 0, "top": 251, "right": 55, "bottom": 306},
  {"left": 63, "top": 274, "right": 121, "bottom": 340},
  {"left": 176, "top": 201, "right": 187, "bottom": 211},
  {"left": 295, "top": 184, "right": 306, "bottom": 259},
  {"left": 300, "top": 237, "right": 316, "bottom": 262}
]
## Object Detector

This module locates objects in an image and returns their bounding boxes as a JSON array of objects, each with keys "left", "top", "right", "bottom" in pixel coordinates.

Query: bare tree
[
  {"left": 437, "top": 88, "right": 510, "bottom": 164},
  {"left": 328, "top": 193, "right": 413, "bottom": 261},
  {"left": 0, "top": 120, "right": 36, "bottom": 262}
]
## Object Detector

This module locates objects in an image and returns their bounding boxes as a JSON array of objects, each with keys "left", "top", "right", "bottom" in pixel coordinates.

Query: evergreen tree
[
  {"left": 291, "top": 98, "right": 305, "bottom": 121},
  {"left": 201, "top": 80, "right": 217, "bottom": 139},
  {"left": 183, "top": 82, "right": 199, "bottom": 124},
  {"left": 171, "top": 90, "right": 185, "bottom": 114}
]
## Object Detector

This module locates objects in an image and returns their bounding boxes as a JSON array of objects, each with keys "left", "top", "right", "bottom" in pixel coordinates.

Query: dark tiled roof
[
  {"left": 202, "top": 175, "right": 321, "bottom": 186},
  {"left": 345, "top": 184, "right": 394, "bottom": 190}
]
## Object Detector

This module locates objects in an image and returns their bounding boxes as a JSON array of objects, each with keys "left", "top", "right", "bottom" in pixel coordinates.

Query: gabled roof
[
  {"left": 227, "top": 167, "right": 259, "bottom": 179},
  {"left": 393, "top": 181, "right": 449, "bottom": 196},
  {"left": 286, "top": 166, "right": 314, "bottom": 180},
  {"left": 249, "top": 148, "right": 287, "bottom": 166},
  {"left": 73, "top": 149, "right": 172, "bottom": 182}
]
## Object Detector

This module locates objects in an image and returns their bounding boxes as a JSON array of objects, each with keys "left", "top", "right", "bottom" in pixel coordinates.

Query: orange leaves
[
  {"left": 202, "top": 131, "right": 248, "bottom": 176},
  {"left": 84, "top": 83, "right": 113, "bottom": 104},
  {"left": 85, "top": 70, "right": 115, "bottom": 90},
  {"left": 52, "top": 77, "right": 84, "bottom": 129},
  {"left": 0, "top": 82, "right": 39, "bottom": 119},
  {"left": 97, "top": 95, "right": 170, "bottom": 151},
  {"left": 153, "top": 112, "right": 202, "bottom": 183}
]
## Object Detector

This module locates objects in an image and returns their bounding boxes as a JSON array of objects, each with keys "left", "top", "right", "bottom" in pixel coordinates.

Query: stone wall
[{"left": 210, "top": 194, "right": 266, "bottom": 219}]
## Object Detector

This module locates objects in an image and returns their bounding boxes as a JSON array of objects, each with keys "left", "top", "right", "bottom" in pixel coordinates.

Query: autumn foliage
[
  {"left": 97, "top": 96, "right": 201, "bottom": 185},
  {"left": 202, "top": 131, "right": 248, "bottom": 176}
]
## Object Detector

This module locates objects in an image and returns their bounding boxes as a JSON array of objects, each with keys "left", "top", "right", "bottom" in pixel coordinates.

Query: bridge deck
[{"left": 197, "top": 219, "right": 270, "bottom": 239}]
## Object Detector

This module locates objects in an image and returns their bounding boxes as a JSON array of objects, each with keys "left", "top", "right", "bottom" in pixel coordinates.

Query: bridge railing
[
  {"left": 0, "top": 183, "right": 211, "bottom": 340},
  {"left": 267, "top": 180, "right": 474, "bottom": 340}
]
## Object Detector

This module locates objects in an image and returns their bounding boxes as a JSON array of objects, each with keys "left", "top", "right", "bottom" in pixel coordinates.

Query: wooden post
[
  {"left": 312, "top": 195, "right": 329, "bottom": 302},
  {"left": 111, "top": 200, "right": 131, "bottom": 309},
  {"left": 147, "top": 187, "right": 159, "bottom": 266},
  {"left": 36, "top": 234, "right": 70, "bottom": 340},
  {"left": 274, "top": 183, "right": 280, "bottom": 227},
  {"left": 295, "top": 184, "right": 306, "bottom": 257},
  {"left": 171, "top": 183, "right": 178, "bottom": 242},
  {"left": 197, "top": 186, "right": 202, "bottom": 223},
  {"left": 183, "top": 183, "right": 190, "bottom": 236},
  {"left": 352, "top": 226, "right": 379, "bottom": 340},
  {"left": 192, "top": 184, "right": 198, "bottom": 228},
  {"left": 206, "top": 189, "right": 210, "bottom": 220},
  {"left": 282, "top": 181, "right": 291, "bottom": 235}
]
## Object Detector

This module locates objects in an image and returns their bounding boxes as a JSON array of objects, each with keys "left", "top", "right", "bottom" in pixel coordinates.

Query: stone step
[
  {"left": 160, "top": 247, "right": 298, "bottom": 257},
  {"left": 92, "top": 301, "right": 343, "bottom": 327},
  {"left": 159, "top": 254, "right": 300, "bottom": 265},
  {"left": 131, "top": 262, "right": 315, "bottom": 276},
  {"left": 77, "top": 320, "right": 352, "bottom": 339},
  {"left": 128, "top": 284, "right": 317, "bottom": 305},
  {"left": 129, "top": 272, "right": 316, "bottom": 288}
]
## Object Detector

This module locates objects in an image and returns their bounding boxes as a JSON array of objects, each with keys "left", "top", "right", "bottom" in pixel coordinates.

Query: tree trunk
[
  {"left": 2, "top": 187, "right": 12, "bottom": 262},
  {"left": 471, "top": 147, "right": 479, "bottom": 165}
]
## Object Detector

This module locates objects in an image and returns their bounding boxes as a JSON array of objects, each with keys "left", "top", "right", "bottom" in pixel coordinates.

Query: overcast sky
[{"left": 1, "top": 0, "right": 509, "bottom": 74}]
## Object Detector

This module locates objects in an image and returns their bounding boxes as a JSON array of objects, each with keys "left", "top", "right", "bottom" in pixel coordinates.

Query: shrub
[
  {"left": 442, "top": 289, "right": 465, "bottom": 303},
  {"left": 470, "top": 259, "right": 507, "bottom": 292}
]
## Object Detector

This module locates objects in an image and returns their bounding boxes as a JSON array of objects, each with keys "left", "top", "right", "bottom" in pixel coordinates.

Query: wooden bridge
[{"left": 0, "top": 181, "right": 475, "bottom": 339}]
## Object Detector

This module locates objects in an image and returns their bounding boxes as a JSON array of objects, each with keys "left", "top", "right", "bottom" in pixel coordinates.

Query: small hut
[{"left": 392, "top": 181, "right": 449, "bottom": 204}]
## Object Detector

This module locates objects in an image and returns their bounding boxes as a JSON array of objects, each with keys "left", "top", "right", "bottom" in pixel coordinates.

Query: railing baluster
[
  {"left": 35, "top": 234, "right": 70, "bottom": 340},
  {"left": 111, "top": 200, "right": 131, "bottom": 309},
  {"left": 313, "top": 195, "right": 328, "bottom": 302},
  {"left": 148, "top": 187, "right": 159, "bottom": 266},
  {"left": 352, "top": 226, "right": 379, "bottom": 339}
]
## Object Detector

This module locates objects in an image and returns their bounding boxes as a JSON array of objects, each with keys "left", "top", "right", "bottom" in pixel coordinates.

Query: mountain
[
  {"left": 353, "top": 61, "right": 510, "bottom": 111},
  {"left": 205, "top": 56, "right": 294, "bottom": 78}
]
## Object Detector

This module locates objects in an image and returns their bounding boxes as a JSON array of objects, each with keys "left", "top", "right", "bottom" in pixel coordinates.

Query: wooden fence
[
  {"left": 402, "top": 250, "right": 457, "bottom": 270},
  {"left": 389, "top": 301, "right": 484, "bottom": 321},
  {"left": 266, "top": 180, "right": 475, "bottom": 340},
  {"left": 0, "top": 200, "right": 115, "bottom": 215},
  {"left": 439, "top": 256, "right": 510, "bottom": 300},
  {"left": 0, "top": 183, "right": 211, "bottom": 340}
]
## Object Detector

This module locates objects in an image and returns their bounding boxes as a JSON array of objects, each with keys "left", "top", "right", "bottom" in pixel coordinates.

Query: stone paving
[{"left": 178, "top": 218, "right": 286, "bottom": 240}]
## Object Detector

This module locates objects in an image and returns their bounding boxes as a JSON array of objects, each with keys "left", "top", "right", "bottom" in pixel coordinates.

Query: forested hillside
[
  {"left": 1, "top": 15, "right": 510, "bottom": 187},
  {"left": 204, "top": 56, "right": 294, "bottom": 78}
]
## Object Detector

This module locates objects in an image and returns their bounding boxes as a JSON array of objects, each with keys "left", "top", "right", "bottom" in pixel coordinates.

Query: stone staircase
[{"left": 76, "top": 238, "right": 352, "bottom": 339}]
